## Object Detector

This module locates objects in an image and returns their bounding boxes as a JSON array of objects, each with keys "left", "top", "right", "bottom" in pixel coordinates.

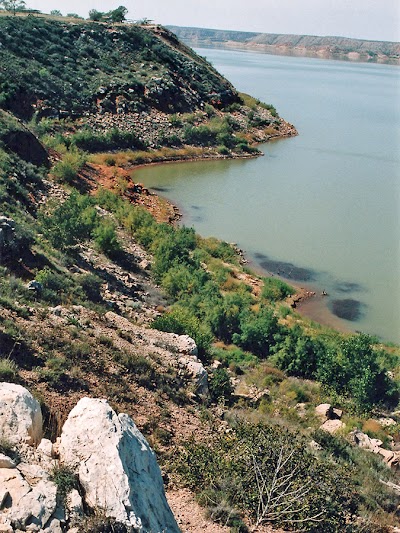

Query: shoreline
[{"left": 138, "top": 176, "right": 354, "bottom": 336}]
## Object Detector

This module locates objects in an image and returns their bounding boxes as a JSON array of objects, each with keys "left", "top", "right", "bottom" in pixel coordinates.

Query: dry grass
[{"left": 89, "top": 146, "right": 212, "bottom": 168}]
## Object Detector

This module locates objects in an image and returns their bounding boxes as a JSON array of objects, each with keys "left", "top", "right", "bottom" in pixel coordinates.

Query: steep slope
[
  {"left": 167, "top": 25, "right": 400, "bottom": 64},
  {"left": 0, "top": 17, "right": 239, "bottom": 120}
]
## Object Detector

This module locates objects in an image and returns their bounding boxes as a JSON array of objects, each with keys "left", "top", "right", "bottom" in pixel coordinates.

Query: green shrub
[
  {"left": 261, "top": 277, "right": 294, "bottom": 301},
  {"left": 80, "top": 274, "right": 102, "bottom": 303},
  {"left": 209, "top": 368, "right": 233, "bottom": 404},
  {"left": 93, "top": 221, "right": 122, "bottom": 258},
  {"left": 40, "top": 191, "right": 97, "bottom": 250},
  {"left": 50, "top": 463, "right": 78, "bottom": 501},
  {"left": 233, "top": 307, "right": 282, "bottom": 358},
  {"left": 316, "top": 334, "right": 398, "bottom": 410},
  {"left": 273, "top": 325, "right": 324, "bottom": 379},
  {"left": 69, "top": 128, "right": 146, "bottom": 152},
  {"left": 36, "top": 267, "right": 71, "bottom": 304},
  {"left": 52, "top": 150, "right": 86, "bottom": 183},
  {"left": 0, "top": 358, "right": 19, "bottom": 382},
  {"left": 174, "top": 422, "right": 358, "bottom": 531},
  {"left": 152, "top": 307, "right": 213, "bottom": 360}
]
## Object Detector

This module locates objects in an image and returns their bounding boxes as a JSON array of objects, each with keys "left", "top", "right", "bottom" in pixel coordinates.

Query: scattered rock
[
  {"left": 315, "top": 403, "right": 342, "bottom": 421},
  {"left": 350, "top": 429, "right": 400, "bottom": 469},
  {"left": 179, "top": 357, "right": 209, "bottom": 397},
  {"left": 0, "top": 383, "right": 43, "bottom": 446},
  {"left": 65, "top": 489, "right": 83, "bottom": 522},
  {"left": 0, "top": 217, "right": 17, "bottom": 264}
]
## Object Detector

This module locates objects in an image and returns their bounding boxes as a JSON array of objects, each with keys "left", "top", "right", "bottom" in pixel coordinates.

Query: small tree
[
  {"left": 0, "top": 0, "right": 26, "bottom": 15},
  {"left": 107, "top": 5, "right": 128, "bottom": 22},
  {"left": 88, "top": 8, "right": 103, "bottom": 21},
  {"left": 50, "top": 9, "right": 62, "bottom": 16}
]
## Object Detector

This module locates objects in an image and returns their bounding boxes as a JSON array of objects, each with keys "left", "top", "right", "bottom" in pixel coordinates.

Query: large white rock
[
  {"left": 58, "top": 397, "right": 180, "bottom": 533},
  {"left": 0, "top": 383, "right": 43, "bottom": 446}
]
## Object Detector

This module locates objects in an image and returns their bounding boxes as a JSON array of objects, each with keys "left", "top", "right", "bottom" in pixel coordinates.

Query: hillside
[
  {"left": 0, "top": 15, "right": 400, "bottom": 533},
  {"left": 0, "top": 15, "right": 296, "bottom": 160},
  {"left": 167, "top": 25, "right": 400, "bottom": 64}
]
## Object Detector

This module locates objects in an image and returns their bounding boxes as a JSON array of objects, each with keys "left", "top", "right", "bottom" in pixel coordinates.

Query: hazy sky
[{"left": 25, "top": 0, "right": 400, "bottom": 42}]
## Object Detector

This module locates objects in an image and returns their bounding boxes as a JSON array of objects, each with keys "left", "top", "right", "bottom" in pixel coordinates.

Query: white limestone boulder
[
  {"left": 320, "top": 419, "right": 345, "bottom": 434},
  {"left": 58, "top": 397, "right": 180, "bottom": 532},
  {"left": 0, "top": 383, "right": 43, "bottom": 446}
]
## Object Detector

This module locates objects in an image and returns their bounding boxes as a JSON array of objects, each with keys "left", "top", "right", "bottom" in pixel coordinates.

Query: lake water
[{"left": 134, "top": 49, "right": 400, "bottom": 343}]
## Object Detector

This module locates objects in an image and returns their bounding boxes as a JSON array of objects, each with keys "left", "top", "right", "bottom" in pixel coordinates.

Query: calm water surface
[{"left": 134, "top": 49, "right": 400, "bottom": 343}]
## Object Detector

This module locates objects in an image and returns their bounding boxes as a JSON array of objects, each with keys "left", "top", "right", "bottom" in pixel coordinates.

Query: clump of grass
[
  {"left": 0, "top": 358, "right": 19, "bottom": 382},
  {"left": 50, "top": 463, "right": 79, "bottom": 501}
]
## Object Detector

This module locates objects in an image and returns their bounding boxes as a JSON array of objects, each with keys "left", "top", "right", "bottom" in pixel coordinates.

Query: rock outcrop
[
  {"left": 0, "top": 383, "right": 43, "bottom": 446},
  {"left": 0, "top": 385, "right": 180, "bottom": 532},
  {"left": 58, "top": 397, "right": 180, "bottom": 532},
  {"left": 104, "top": 311, "right": 209, "bottom": 398}
]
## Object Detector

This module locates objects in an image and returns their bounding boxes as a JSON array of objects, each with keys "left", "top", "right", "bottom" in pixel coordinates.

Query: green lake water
[{"left": 134, "top": 49, "right": 400, "bottom": 343}]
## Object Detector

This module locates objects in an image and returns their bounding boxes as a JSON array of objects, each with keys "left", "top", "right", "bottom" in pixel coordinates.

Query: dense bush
[
  {"left": 152, "top": 307, "right": 213, "bottom": 359},
  {"left": 40, "top": 191, "right": 97, "bottom": 250},
  {"left": 316, "top": 334, "right": 398, "bottom": 410},
  {"left": 67, "top": 128, "right": 146, "bottom": 152},
  {"left": 233, "top": 307, "right": 283, "bottom": 357},
  {"left": 174, "top": 422, "right": 358, "bottom": 531},
  {"left": 93, "top": 220, "right": 122, "bottom": 258},
  {"left": 52, "top": 150, "right": 86, "bottom": 184},
  {"left": 261, "top": 277, "right": 294, "bottom": 301}
]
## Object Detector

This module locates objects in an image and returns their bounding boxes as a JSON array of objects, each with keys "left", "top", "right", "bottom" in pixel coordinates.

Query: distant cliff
[{"left": 167, "top": 26, "right": 400, "bottom": 64}]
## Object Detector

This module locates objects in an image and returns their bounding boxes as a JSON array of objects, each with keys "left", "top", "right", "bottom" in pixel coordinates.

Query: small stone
[
  {"left": 37, "top": 438, "right": 53, "bottom": 458},
  {"left": 309, "top": 440, "right": 322, "bottom": 451},
  {"left": 332, "top": 408, "right": 343, "bottom": 419},
  {"left": 0, "top": 454, "right": 15, "bottom": 469}
]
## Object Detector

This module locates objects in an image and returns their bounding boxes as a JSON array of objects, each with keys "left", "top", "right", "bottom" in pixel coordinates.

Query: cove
[{"left": 134, "top": 48, "right": 400, "bottom": 343}]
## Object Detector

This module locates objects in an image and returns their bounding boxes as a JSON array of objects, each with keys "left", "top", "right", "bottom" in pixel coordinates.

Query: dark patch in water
[
  {"left": 330, "top": 299, "right": 366, "bottom": 321},
  {"left": 257, "top": 255, "right": 316, "bottom": 282},
  {"left": 191, "top": 205, "right": 202, "bottom": 210},
  {"left": 192, "top": 215, "right": 204, "bottom": 223},
  {"left": 151, "top": 186, "right": 171, "bottom": 192},
  {"left": 254, "top": 252, "right": 268, "bottom": 260},
  {"left": 334, "top": 281, "right": 364, "bottom": 293}
]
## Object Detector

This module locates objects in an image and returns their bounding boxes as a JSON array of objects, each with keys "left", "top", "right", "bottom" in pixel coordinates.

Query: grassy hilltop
[{"left": 0, "top": 15, "right": 400, "bottom": 532}]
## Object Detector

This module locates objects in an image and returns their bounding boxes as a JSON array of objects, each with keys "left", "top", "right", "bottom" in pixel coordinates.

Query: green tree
[
  {"left": 0, "top": 0, "right": 26, "bottom": 15},
  {"left": 50, "top": 9, "right": 62, "bottom": 16},
  {"left": 88, "top": 8, "right": 103, "bottom": 21},
  {"left": 233, "top": 307, "right": 282, "bottom": 358},
  {"left": 317, "top": 334, "right": 397, "bottom": 409},
  {"left": 107, "top": 5, "right": 128, "bottom": 22}
]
